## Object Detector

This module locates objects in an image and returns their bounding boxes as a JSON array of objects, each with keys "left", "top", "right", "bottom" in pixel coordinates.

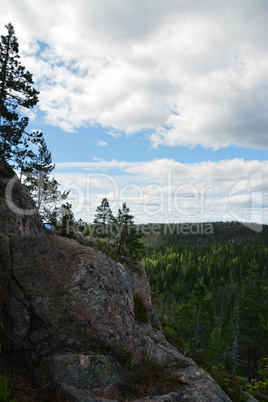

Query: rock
[
  {"left": 0, "top": 169, "right": 230, "bottom": 401},
  {"left": 245, "top": 396, "right": 259, "bottom": 402},
  {"left": 129, "top": 261, "right": 163, "bottom": 332},
  {"left": 0, "top": 169, "right": 51, "bottom": 236}
]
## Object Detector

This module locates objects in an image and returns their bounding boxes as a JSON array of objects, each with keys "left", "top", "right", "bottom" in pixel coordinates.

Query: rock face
[
  {"left": 0, "top": 169, "right": 230, "bottom": 401},
  {"left": 0, "top": 167, "right": 51, "bottom": 237}
]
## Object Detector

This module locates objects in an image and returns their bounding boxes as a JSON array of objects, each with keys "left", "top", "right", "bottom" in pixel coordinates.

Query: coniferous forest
[{"left": 141, "top": 222, "right": 268, "bottom": 401}]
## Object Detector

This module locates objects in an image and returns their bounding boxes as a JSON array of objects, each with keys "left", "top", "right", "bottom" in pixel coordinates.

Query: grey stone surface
[{"left": 0, "top": 171, "right": 230, "bottom": 401}]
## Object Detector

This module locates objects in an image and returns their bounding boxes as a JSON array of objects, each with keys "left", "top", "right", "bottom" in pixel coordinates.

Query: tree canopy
[
  {"left": 0, "top": 23, "right": 39, "bottom": 163},
  {"left": 142, "top": 223, "right": 268, "bottom": 400},
  {"left": 93, "top": 198, "right": 113, "bottom": 237},
  {"left": 23, "top": 132, "right": 70, "bottom": 224},
  {"left": 93, "top": 199, "right": 143, "bottom": 261}
]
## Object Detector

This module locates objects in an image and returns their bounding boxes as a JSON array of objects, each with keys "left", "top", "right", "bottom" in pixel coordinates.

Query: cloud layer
[
  {"left": 1, "top": 0, "right": 268, "bottom": 149},
  {"left": 55, "top": 158, "right": 268, "bottom": 224}
]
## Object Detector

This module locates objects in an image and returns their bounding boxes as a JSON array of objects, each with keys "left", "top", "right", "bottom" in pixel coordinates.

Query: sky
[{"left": 1, "top": 0, "right": 268, "bottom": 226}]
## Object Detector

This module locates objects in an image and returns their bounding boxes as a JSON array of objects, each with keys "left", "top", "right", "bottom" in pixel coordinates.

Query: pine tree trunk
[
  {"left": 0, "top": 32, "right": 11, "bottom": 161},
  {"left": 37, "top": 171, "right": 43, "bottom": 212},
  {"left": 0, "top": 29, "right": 10, "bottom": 121}
]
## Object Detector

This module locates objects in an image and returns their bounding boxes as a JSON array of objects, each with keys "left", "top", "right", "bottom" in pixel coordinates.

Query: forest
[{"left": 141, "top": 222, "right": 268, "bottom": 401}]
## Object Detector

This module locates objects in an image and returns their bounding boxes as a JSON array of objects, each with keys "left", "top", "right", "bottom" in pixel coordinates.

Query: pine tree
[
  {"left": 114, "top": 202, "right": 143, "bottom": 260},
  {"left": 58, "top": 202, "right": 75, "bottom": 238},
  {"left": 205, "top": 328, "right": 227, "bottom": 364},
  {"left": 24, "top": 133, "right": 55, "bottom": 211},
  {"left": 93, "top": 198, "right": 113, "bottom": 237},
  {"left": 24, "top": 132, "right": 69, "bottom": 222},
  {"left": 13, "top": 136, "right": 34, "bottom": 181},
  {"left": 176, "top": 278, "right": 212, "bottom": 356},
  {"left": 0, "top": 23, "right": 39, "bottom": 162},
  {"left": 191, "top": 279, "right": 208, "bottom": 356},
  {"left": 14, "top": 130, "right": 42, "bottom": 181}
]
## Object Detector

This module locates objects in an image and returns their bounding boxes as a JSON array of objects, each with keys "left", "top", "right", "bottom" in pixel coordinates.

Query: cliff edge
[{"left": 0, "top": 166, "right": 230, "bottom": 401}]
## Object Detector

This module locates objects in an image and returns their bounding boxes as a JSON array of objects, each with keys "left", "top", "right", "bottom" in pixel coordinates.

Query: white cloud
[
  {"left": 97, "top": 140, "right": 108, "bottom": 147},
  {"left": 54, "top": 173, "right": 102, "bottom": 189},
  {"left": 1, "top": 0, "right": 268, "bottom": 148},
  {"left": 55, "top": 158, "right": 268, "bottom": 224},
  {"left": 107, "top": 129, "right": 122, "bottom": 138}
]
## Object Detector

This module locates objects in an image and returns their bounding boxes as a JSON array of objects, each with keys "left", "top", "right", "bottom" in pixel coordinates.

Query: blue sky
[{"left": 1, "top": 0, "right": 268, "bottom": 225}]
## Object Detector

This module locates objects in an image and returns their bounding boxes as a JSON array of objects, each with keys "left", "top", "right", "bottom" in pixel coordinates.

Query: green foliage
[
  {"left": 83, "top": 223, "right": 92, "bottom": 236},
  {"left": 258, "top": 358, "right": 268, "bottom": 382},
  {"left": 23, "top": 132, "right": 70, "bottom": 222},
  {"left": 92, "top": 200, "right": 144, "bottom": 262},
  {"left": 163, "top": 325, "right": 188, "bottom": 350},
  {"left": 246, "top": 380, "right": 268, "bottom": 400},
  {"left": 93, "top": 198, "right": 113, "bottom": 237},
  {"left": 245, "top": 358, "right": 268, "bottom": 400},
  {"left": 0, "top": 376, "right": 15, "bottom": 402},
  {"left": 114, "top": 202, "right": 144, "bottom": 260},
  {"left": 175, "top": 279, "right": 213, "bottom": 356},
  {"left": 96, "top": 240, "right": 116, "bottom": 260},
  {"left": 205, "top": 328, "right": 227, "bottom": 363},
  {"left": 142, "top": 222, "right": 268, "bottom": 396},
  {"left": 238, "top": 262, "right": 268, "bottom": 381},
  {"left": 0, "top": 23, "right": 39, "bottom": 163},
  {"left": 133, "top": 294, "right": 149, "bottom": 323},
  {"left": 58, "top": 202, "right": 76, "bottom": 238}
]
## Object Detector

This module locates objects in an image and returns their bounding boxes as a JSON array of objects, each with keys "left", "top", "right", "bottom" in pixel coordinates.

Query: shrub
[
  {"left": 246, "top": 379, "right": 268, "bottom": 400},
  {"left": 117, "top": 345, "right": 135, "bottom": 365},
  {"left": 0, "top": 375, "right": 15, "bottom": 401}
]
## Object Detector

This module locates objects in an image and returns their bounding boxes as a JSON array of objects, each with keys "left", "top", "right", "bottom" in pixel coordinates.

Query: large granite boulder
[{"left": 0, "top": 168, "right": 230, "bottom": 401}]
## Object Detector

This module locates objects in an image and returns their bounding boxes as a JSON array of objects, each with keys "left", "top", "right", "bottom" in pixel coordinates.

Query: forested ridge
[{"left": 141, "top": 221, "right": 268, "bottom": 401}]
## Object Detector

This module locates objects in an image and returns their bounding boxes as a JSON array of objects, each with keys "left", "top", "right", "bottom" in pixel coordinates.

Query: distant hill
[{"left": 139, "top": 221, "right": 268, "bottom": 251}]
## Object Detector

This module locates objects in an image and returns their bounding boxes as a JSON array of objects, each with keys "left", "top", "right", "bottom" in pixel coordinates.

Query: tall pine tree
[
  {"left": 114, "top": 202, "right": 143, "bottom": 260},
  {"left": 24, "top": 132, "right": 69, "bottom": 222},
  {"left": 93, "top": 198, "right": 113, "bottom": 237},
  {"left": 0, "top": 23, "right": 39, "bottom": 162}
]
